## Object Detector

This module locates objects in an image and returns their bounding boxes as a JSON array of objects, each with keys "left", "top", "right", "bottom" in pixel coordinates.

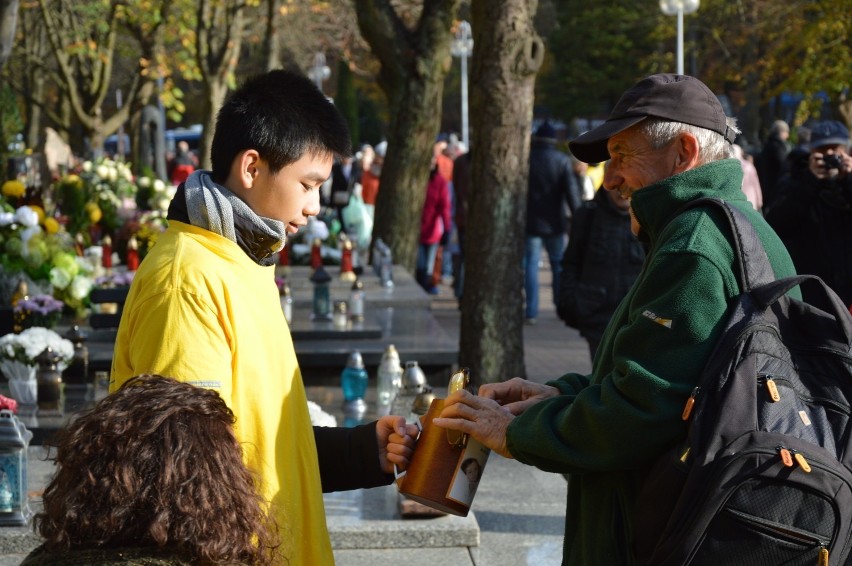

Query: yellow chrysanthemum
[
  {"left": 85, "top": 202, "right": 103, "bottom": 224},
  {"left": 43, "top": 217, "right": 60, "bottom": 234},
  {"left": 1, "top": 179, "right": 26, "bottom": 198},
  {"left": 63, "top": 174, "right": 84, "bottom": 190},
  {"left": 29, "top": 205, "right": 46, "bottom": 223}
]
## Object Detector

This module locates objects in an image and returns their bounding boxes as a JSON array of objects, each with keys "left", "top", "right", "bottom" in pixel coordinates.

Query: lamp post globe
[
  {"left": 451, "top": 21, "right": 473, "bottom": 150},
  {"left": 659, "top": 0, "right": 700, "bottom": 75},
  {"left": 309, "top": 52, "right": 331, "bottom": 93}
]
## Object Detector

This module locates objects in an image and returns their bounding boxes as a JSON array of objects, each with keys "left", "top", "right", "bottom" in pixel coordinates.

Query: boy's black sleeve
[{"left": 314, "top": 423, "right": 395, "bottom": 493}]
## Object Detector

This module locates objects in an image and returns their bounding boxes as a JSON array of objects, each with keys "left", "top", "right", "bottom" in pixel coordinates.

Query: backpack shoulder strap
[{"left": 673, "top": 197, "right": 775, "bottom": 292}]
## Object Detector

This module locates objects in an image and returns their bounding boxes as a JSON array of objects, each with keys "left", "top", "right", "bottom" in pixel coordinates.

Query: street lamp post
[
  {"left": 659, "top": 0, "right": 700, "bottom": 76},
  {"left": 451, "top": 21, "right": 473, "bottom": 150},
  {"left": 309, "top": 52, "right": 331, "bottom": 93}
]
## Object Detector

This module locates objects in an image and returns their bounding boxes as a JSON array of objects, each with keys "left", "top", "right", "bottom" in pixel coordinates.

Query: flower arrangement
[
  {"left": 13, "top": 294, "right": 64, "bottom": 329},
  {"left": 135, "top": 176, "right": 173, "bottom": 212},
  {"left": 114, "top": 210, "right": 168, "bottom": 265},
  {"left": 0, "top": 201, "right": 96, "bottom": 315},
  {"left": 0, "top": 327, "right": 74, "bottom": 405},
  {"left": 95, "top": 270, "right": 135, "bottom": 288},
  {"left": 56, "top": 158, "right": 140, "bottom": 243},
  {"left": 0, "top": 327, "right": 74, "bottom": 368},
  {"left": 0, "top": 180, "right": 25, "bottom": 200}
]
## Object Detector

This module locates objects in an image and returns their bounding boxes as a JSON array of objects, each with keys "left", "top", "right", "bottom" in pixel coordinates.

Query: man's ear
[
  {"left": 230, "top": 149, "right": 261, "bottom": 191},
  {"left": 674, "top": 132, "right": 701, "bottom": 172}
]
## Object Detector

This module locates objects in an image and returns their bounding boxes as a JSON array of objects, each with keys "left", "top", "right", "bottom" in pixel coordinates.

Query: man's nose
[
  {"left": 304, "top": 190, "right": 321, "bottom": 217},
  {"left": 602, "top": 164, "right": 620, "bottom": 190}
]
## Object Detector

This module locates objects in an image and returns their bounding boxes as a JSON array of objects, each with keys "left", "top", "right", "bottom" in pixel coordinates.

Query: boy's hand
[{"left": 376, "top": 416, "right": 419, "bottom": 474}]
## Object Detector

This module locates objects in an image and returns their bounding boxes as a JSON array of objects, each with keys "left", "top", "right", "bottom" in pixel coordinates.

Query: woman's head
[{"left": 34, "top": 375, "right": 280, "bottom": 564}]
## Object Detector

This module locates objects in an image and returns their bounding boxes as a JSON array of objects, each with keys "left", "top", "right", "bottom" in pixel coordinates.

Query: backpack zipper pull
[
  {"left": 778, "top": 447, "right": 794, "bottom": 467},
  {"left": 818, "top": 546, "right": 829, "bottom": 566},
  {"left": 765, "top": 377, "right": 781, "bottom": 402},
  {"left": 682, "top": 387, "right": 700, "bottom": 420},
  {"left": 793, "top": 451, "right": 812, "bottom": 473}
]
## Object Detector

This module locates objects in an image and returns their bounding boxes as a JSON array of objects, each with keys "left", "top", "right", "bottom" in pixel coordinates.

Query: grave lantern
[
  {"left": 310, "top": 265, "right": 332, "bottom": 321},
  {"left": 0, "top": 409, "right": 33, "bottom": 526}
]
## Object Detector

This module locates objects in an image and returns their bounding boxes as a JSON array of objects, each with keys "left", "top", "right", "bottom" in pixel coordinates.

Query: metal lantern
[
  {"left": 0, "top": 410, "right": 33, "bottom": 526},
  {"left": 390, "top": 360, "right": 432, "bottom": 422},
  {"left": 35, "top": 347, "right": 63, "bottom": 413},
  {"left": 310, "top": 265, "right": 333, "bottom": 321},
  {"left": 63, "top": 325, "right": 90, "bottom": 387}
]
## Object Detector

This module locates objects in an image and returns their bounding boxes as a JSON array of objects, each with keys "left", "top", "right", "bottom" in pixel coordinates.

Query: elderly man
[{"left": 434, "top": 74, "right": 798, "bottom": 565}]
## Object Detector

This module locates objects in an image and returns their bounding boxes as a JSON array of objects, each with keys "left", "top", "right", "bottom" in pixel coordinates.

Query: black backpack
[{"left": 633, "top": 198, "right": 852, "bottom": 566}]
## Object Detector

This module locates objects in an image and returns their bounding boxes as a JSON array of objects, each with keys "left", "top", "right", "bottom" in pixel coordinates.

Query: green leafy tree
[
  {"left": 537, "top": 0, "right": 850, "bottom": 145},
  {"left": 33, "top": 0, "right": 170, "bottom": 155},
  {"left": 536, "top": 1, "right": 661, "bottom": 133}
]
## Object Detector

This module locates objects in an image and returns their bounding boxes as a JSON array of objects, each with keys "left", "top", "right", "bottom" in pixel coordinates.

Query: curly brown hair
[{"left": 33, "top": 375, "right": 282, "bottom": 564}]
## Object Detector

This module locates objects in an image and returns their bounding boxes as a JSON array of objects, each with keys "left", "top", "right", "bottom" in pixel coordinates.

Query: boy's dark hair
[
  {"left": 33, "top": 375, "right": 282, "bottom": 564},
  {"left": 210, "top": 69, "right": 352, "bottom": 182}
]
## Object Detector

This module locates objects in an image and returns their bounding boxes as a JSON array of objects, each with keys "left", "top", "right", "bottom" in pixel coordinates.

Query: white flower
[
  {"left": 156, "top": 196, "right": 170, "bottom": 212},
  {"left": 307, "top": 400, "right": 337, "bottom": 427},
  {"left": 14, "top": 206, "right": 39, "bottom": 227},
  {"left": 75, "top": 255, "right": 96, "bottom": 275},
  {"left": 49, "top": 267, "right": 72, "bottom": 290},
  {"left": 95, "top": 164, "right": 109, "bottom": 179},
  {"left": 19, "top": 225, "right": 42, "bottom": 249},
  {"left": 118, "top": 163, "right": 133, "bottom": 182},
  {"left": 69, "top": 275, "right": 94, "bottom": 301},
  {"left": 107, "top": 167, "right": 118, "bottom": 182},
  {"left": 137, "top": 176, "right": 152, "bottom": 188},
  {"left": 0, "top": 212, "right": 13, "bottom": 226},
  {"left": 82, "top": 160, "right": 93, "bottom": 172},
  {"left": 153, "top": 179, "right": 166, "bottom": 192},
  {"left": 305, "top": 217, "right": 329, "bottom": 241},
  {"left": 0, "top": 327, "right": 74, "bottom": 366}
]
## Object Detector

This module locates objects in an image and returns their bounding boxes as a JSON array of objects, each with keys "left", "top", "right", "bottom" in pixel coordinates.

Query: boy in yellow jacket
[{"left": 111, "top": 70, "right": 418, "bottom": 565}]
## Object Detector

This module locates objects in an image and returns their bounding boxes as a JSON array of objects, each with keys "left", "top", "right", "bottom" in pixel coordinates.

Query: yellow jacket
[{"left": 111, "top": 221, "right": 332, "bottom": 565}]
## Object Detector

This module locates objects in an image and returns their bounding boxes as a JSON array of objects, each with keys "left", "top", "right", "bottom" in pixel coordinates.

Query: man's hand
[
  {"left": 376, "top": 416, "right": 420, "bottom": 474},
  {"left": 432, "top": 390, "right": 516, "bottom": 458},
  {"left": 478, "top": 377, "right": 560, "bottom": 415}
]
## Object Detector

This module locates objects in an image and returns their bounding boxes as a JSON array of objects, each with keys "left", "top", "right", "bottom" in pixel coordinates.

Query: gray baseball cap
[{"left": 569, "top": 74, "right": 736, "bottom": 164}]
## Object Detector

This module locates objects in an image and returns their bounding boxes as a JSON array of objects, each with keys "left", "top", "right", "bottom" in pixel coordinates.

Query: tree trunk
[
  {"left": 199, "top": 78, "right": 229, "bottom": 170},
  {"left": 264, "top": 0, "right": 283, "bottom": 71},
  {"left": 372, "top": 67, "right": 446, "bottom": 270},
  {"left": 460, "top": 0, "right": 543, "bottom": 383},
  {"left": 354, "top": 0, "right": 461, "bottom": 272},
  {"left": 195, "top": 0, "right": 246, "bottom": 170},
  {"left": 0, "top": 0, "right": 19, "bottom": 70}
]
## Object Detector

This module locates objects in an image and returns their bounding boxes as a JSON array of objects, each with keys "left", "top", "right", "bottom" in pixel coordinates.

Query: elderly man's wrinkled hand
[
  {"left": 478, "top": 377, "right": 560, "bottom": 416},
  {"left": 432, "top": 390, "right": 514, "bottom": 459}
]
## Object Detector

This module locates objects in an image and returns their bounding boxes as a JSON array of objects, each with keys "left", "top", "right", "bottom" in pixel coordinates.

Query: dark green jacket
[{"left": 506, "top": 159, "right": 798, "bottom": 566}]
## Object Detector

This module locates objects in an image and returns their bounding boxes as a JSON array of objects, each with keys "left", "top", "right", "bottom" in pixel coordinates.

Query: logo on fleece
[{"left": 642, "top": 310, "right": 672, "bottom": 329}]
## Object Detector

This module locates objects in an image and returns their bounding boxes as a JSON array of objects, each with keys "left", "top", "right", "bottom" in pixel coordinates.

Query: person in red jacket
[{"left": 416, "top": 157, "right": 452, "bottom": 294}]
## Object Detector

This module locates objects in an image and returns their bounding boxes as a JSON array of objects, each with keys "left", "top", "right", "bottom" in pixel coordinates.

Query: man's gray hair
[{"left": 639, "top": 117, "right": 741, "bottom": 163}]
